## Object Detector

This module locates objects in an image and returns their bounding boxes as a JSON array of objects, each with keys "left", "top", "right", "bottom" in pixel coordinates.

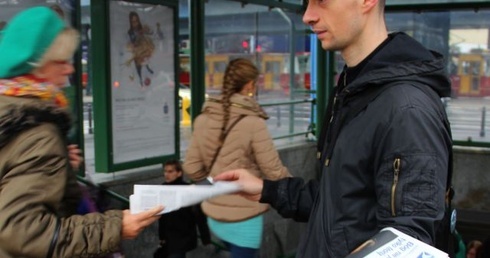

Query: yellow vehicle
[
  {"left": 453, "top": 51, "right": 490, "bottom": 97},
  {"left": 205, "top": 54, "right": 229, "bottom": 89},
  {"left": 179, "top": 53, "right": 310, "bottom": 93},
  {"left": 261, "top": 53, "right": 284, "bottom": 90}
]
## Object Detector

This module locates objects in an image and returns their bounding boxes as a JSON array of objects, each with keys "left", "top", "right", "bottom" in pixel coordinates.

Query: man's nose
[
  {"left": 302, "top": 4, "right": 317, "bottom": 25},
  {"left": 66, "top": 63, "right": 75, "bottom": 75}
]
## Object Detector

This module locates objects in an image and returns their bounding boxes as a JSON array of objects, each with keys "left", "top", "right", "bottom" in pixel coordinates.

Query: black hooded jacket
[{"left": 260, "top": 32, "right": 452, "bottom": 257}]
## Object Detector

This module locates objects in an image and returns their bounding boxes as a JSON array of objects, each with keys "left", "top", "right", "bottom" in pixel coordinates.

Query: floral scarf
[{"left": 0, "top": 75, "right": 68, "bottom": 108}]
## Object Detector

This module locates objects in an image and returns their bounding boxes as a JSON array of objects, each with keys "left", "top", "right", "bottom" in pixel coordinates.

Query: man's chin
[{"left": 321, "top": 41, "right": 341, "bottom": 51}]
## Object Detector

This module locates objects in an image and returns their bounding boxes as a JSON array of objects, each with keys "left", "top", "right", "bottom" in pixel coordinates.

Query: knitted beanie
[{"left": 0, "top": 6, "right": 65, "bottom": 78}]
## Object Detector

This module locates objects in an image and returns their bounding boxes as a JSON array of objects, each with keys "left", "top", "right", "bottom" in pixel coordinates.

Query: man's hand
[
  {"left": 213, "top": 169, "right": 264, "bottom": 202},
  {"left": 67, "top": 144, "right": 83, "bottom": 170},
  {"left": 122, "top": 206, "right": 163, "bottom": 239}
]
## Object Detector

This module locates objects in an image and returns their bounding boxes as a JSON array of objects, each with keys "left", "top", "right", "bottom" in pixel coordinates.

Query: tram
[
  {"left": 179, "top": 52, "right": 311, "bottom": 94},
  {"left": 451, "top": 51, "right": 490, "bottom": 97}
]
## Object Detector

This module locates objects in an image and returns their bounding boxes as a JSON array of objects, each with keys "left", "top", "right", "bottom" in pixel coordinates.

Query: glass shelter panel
[
  {"left": 385, "top": 10, "right": 490, "bottom": 143},
  {"left": 203, "top": 0, "right": 313, "bottom": 144}
]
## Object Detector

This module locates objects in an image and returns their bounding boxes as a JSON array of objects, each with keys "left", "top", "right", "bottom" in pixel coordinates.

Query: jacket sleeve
[
  {"left": 183, "top": 117, "right": 208, "bottom": 182},
  {"left": 0, "top": 124, "right": 122, "bottom": 258},
  {"left": 251, "top": 119, "right": 290, "bottom": 179},
  {"left": 259, "top": 177, "right": 319, "bottom": 222},
  {"left": 374, "top": 97, "right": 450, "bottom": 245}
]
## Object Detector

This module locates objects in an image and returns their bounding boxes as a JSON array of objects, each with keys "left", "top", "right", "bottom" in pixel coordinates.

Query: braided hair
[{"left": 219, "top": 58, "right": 259, "bottom": 143}]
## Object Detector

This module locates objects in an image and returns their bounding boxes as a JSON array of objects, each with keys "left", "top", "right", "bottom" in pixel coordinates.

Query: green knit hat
[{"left": 0, "top": 6, "right": 65, "bottom": 78}]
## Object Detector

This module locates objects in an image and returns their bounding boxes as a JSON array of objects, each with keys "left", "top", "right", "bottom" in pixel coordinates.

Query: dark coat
[
  {"left": 157, "top": 177, "right": 211, "bottom": 255},
  {"left": 260, "top": 32, "right": 452, "bottom": 258}
]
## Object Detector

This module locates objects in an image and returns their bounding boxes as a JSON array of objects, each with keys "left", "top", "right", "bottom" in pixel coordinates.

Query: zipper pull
[{"left": 391, "top": 158, "right": 401, "bottom": 216}]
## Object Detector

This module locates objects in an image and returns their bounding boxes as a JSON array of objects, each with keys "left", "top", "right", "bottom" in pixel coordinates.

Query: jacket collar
[
  {"left": 203, "top": 93, "right": 269, "bottom": 119},
  {"left": 344, "top": 32, "right": 451, "bottom": 98},
  {"left": 163, "top": 177, "right": 186, "bottom": 185},
  {"left": 0, "top": 95, "right": 71, "bottom": 148}
]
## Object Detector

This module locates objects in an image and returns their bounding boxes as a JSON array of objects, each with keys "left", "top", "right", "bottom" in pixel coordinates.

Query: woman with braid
[{"left": 183, "top": 58, "right": 289, "bottom": 257}]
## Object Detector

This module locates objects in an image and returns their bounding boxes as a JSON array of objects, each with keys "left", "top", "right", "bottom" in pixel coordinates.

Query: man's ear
[{"left": 361, "top": 0, "right": 380, "bottom": 13}]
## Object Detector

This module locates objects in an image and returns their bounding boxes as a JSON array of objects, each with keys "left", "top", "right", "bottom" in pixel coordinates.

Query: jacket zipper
[
  {"left": 325, "top": 94, "right": 337, "bottom": 167},
  {"left": 391, "top": 157, "right": 401, "bottom": 216},
  {"left": 324, "top": 71, "right": 349, "bottom": 167}
]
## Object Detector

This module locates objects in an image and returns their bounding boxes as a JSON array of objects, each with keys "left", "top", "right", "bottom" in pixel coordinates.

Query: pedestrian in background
[
  {"left": 0, "top": 7, "right": 162, "bottom": 258},
  {"left": 476, "top": 237, "right": 490, "bottom": 258},
  {"left": 467, "top": 240, "right": 482, "bottom": 258},
  {"left": 183, "top": 58, "right": 290, "bottom": 257},
  {"left": 156, "top": 160, "right": 211, "bottom": 258}
]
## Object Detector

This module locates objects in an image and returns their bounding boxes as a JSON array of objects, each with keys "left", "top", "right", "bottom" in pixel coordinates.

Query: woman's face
[
  {"left": 131, "top": 15, "right": 140, "bottom": 29},
  {"left": 36, "top": 60, "right": 74, "bottom": 87}
]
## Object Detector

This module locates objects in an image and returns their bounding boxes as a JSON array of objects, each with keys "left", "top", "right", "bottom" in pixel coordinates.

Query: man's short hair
[
  {"left": 302, "top": 0, "right": 385, "bottom": 13},
  {"left": 163, "top": 159, "right": 183, "bottom": 172},
  {"left": 302, "top": 0, "right": 308, "bottom": 13}
]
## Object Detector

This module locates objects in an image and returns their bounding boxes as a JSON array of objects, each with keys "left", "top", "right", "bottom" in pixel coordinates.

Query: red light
[{"left": 242, "top": 40, "right": 249, "bottom": 49}]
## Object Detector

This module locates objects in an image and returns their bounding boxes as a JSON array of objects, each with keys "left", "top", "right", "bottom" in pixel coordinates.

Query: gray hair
[{"left": 30, "top": 28, "right": 79, "bottom": 71}]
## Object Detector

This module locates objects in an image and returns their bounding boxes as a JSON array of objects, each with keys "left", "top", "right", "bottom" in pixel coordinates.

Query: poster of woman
[
  {"left": 109, "top": 1, "right": 176, "bottom": 164},
  {"left": 126, "top": 11, "right": 156, "bottom": 87}
]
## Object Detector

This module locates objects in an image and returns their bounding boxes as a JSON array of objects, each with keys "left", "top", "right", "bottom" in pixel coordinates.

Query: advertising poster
[{"left": 109, "top": 1, "right": 175, "bottom": 164}]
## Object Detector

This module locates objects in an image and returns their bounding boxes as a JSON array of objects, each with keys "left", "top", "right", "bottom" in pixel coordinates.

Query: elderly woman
[{"left": 0, "top": 7, "right": 162, "bottom": 258}]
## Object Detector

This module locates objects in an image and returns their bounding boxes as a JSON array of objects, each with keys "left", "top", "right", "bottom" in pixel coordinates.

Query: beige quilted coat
[
  {"left": 183, "top": 93, "right": 290, "bottom": 221},
  {"left": 0, "top": 94, "right": 122, "bottom": 258}
]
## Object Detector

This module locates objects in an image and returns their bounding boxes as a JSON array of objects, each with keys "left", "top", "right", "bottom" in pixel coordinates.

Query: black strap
[{"left": 207, "top": 115, "right": 246, "bottom": 173}]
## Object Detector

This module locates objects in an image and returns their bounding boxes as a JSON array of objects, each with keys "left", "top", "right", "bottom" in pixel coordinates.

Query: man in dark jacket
[
  {"left": 156, "top": 160, "right": 211, "bottom": 258},
  {"left": 214, "top": 0, "right": 452, "bottom": 257}
]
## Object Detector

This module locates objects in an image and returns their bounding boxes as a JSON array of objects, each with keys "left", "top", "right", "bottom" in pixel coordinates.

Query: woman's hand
[
  {"left": 67, "top": 144, "right": 83, "bottom": 170},
  {"left": 122, "top": 206, "right": 163, "bottom": 239}
]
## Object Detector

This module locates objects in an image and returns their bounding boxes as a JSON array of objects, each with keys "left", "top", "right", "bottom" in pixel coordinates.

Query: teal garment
[
  {"left": 208, "top": 215, "right": 263, "bottom": 249},
  {"left": 454, "top": 230, "right": 466, "bottom": 258}
]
